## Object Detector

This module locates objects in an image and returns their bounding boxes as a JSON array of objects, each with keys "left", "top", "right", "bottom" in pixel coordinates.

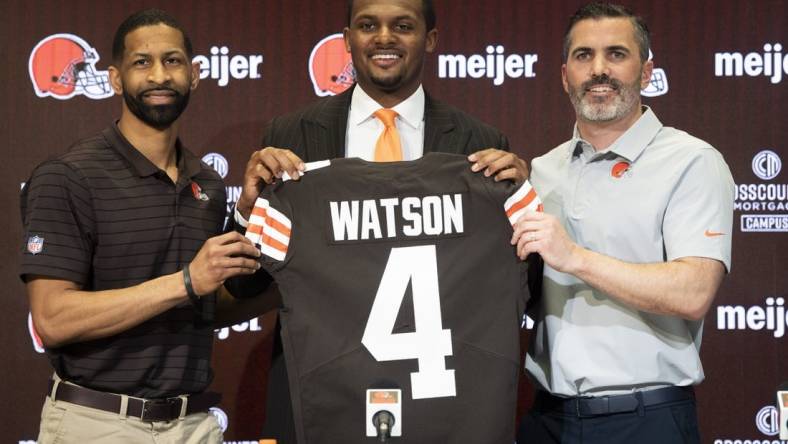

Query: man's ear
[
  {"left": 425, "top": 28, "right": 438, "bottom": 53},
  {"left": 108, "top": 65, "right": 123, "bottom": 95},
  {"left": 190, "top": 61, "right": 200, "bottom": 91},
  {"left": 640, "top": 60, "right": 654, "bottom": 90},
  {"left": 561, "top": 64, "right": 569, "bottom": 94}
]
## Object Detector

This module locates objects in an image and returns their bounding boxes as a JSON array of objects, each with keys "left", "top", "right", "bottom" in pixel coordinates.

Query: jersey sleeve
[
  {"left": 503, "top": 179, "right": 543, "bottom": 225},
  {"left": 663, "top": 148, "right": 734, "bottom": 270},
  {"left": 245, "top": 184, "right": 294, "bottom": 270},
  {"left": 19, "top": 160, "right": 95, "bottom": 285}
]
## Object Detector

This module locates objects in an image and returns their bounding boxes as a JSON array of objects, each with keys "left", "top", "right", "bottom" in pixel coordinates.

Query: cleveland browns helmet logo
[
  {"left": 641, "top": 49, "right": 669, "bottom": 97},
  {"left": 29, "top": 33, "right": 113, "bottom": 100},
  {"left": 308, "top": 33, "right": 355, "bottom": 97}
]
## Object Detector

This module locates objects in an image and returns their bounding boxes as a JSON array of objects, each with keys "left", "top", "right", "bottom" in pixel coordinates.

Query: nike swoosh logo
[{"left": 704, "top": 230, "right": 726, "bottom": 237}]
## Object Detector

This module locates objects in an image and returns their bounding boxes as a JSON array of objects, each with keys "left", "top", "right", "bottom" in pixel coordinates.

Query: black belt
[
  {"left": 48, "top": 380, "right": 221, "bottom": 422},
  {"left": 535, "top": 386, "right": 695, "bottom": 418}
]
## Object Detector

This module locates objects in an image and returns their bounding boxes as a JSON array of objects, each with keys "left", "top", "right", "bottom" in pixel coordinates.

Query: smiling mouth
[
  {"left": 370, "top": 52, "right": 403, "bottom": 67},
  {"left": 142, "top": 90, "right": 176, "bottom": 103},
  {"left": 371, "top": 54, "right": 401, "bottom": 60},
  {"left": 587, "top": 85, "right": 615, "bottom": 93}
]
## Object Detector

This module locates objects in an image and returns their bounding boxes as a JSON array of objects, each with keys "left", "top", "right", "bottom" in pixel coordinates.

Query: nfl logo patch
[{"left": 27, "top": 235, "right": 44, "bottom": 255}]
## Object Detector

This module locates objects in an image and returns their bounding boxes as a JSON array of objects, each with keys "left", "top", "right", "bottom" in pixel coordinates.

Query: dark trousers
[
  {"left": 517, "top": 388, "right": 700, "bottom": 444},
  {"left": 260, "top": 323, "right": 297, "bottom": 444}
]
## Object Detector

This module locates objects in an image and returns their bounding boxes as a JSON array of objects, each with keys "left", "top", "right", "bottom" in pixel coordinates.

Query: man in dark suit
[
  {"left": 235, "top": 0, "right": 527, "bottom": 213},
  {"left": 226, "top": 0, "right": 529, "bottom": 441}
]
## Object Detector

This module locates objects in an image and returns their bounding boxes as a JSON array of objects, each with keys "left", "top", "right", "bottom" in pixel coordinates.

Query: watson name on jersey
[{"left": 246, "top": 153, "right": 540, "bottom": 444}]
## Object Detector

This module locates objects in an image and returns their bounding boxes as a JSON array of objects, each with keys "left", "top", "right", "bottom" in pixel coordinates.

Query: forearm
[
  {"left": 568, "top": 248, "right": 724, "bottom": 321},
  {"left": 29, "top": 272, "right": 188, "bottom": 348}
]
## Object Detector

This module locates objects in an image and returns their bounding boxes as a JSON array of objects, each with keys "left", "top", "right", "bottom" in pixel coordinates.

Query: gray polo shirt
[{"left": 526, "top": 107, "right": 734, "bottom": 397}]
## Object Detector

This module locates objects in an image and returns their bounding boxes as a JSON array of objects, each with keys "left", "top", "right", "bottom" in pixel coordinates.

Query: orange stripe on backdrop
[
  {"left": 262, "top": 233, "right": 288, "bottom": 253},
  {"left": 505, "top": 189, "right": 537, "bottom": 218},
  {"left": 265, "top": 215, "right": 292, "bottom": 237}
]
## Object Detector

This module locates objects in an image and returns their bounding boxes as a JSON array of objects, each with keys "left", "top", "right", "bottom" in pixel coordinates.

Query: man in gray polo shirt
[{"left": 512, "top": 3, "right": 734, "bottom": 443}]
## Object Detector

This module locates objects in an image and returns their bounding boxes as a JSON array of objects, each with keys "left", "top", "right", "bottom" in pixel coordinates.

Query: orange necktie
[{"left": 373, "top": 109, "right": 403, "bottom": 162}]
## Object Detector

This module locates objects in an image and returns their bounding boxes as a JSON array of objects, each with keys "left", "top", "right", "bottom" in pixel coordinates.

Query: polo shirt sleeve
[
  {"left": 20, "top": 160, "right": 95, "bottom": 285},
  {"left": 662, "top": 147, "right": 734, "bottom": 271}
]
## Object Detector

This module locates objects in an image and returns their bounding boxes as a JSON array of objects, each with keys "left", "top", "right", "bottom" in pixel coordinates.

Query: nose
[
  {"left": 147, "top": 60, "right": 171, "bottom": 84},
  {"left": 590, "top": 54, "right": 610, "bottom": 77},
  {"left": 374, "top": 25, "right": 396, "bottom": 45}
]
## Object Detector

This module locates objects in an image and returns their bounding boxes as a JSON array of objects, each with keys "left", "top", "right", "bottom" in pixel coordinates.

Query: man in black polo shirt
[{"left": 20, "top": 9, "right": 260, "bottom": 443}]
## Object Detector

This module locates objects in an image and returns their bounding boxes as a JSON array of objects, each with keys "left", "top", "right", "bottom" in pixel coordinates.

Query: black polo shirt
[{"left": 20, "top": 124, "right": 226, "bottom": 398}]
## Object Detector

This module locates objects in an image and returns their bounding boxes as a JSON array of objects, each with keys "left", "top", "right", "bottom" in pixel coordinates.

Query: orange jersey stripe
[
  {"left": 246, "top": 223, "right": 264, "bottom": 235},
  {"left": 262, "top": 233, "right": 288, "bottom": 253},
  {"left": 505, "top": 188, "right": 537, "bottom": 218},
  {"left": 251, "top": 206, "right": 268, "bottom": 219},
  {"left": 265, "top": 214, "right": 292, "bottom": 237}
]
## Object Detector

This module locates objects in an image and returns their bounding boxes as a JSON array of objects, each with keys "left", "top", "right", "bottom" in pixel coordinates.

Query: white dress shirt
[{"left": 346, "top": 84, "right": 425, "bottom": 161}]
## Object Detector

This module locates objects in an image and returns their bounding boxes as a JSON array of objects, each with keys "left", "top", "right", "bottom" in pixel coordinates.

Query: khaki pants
[{"left": 37, "top": 395, "right": 223, "bottom": 444}]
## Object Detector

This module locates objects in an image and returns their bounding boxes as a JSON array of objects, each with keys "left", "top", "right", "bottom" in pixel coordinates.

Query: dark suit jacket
[{"left": 260, "top": 86, "right": 509, "bottom": 161}]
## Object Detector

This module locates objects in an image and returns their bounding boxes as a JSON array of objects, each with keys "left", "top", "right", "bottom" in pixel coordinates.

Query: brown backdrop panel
[{"left": 2, "top": 1, "right": 785, "bottom": 442}]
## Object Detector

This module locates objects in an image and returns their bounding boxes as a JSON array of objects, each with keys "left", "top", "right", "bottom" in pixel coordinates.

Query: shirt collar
[
  {"left": 103, "top": 122, "right": 202, "bottom": 180},
  {"left": 349, "top": 84, "right": 425, "bottom": 129},
  {"left": 568, "top": 106, "right": 663, "bottom": 162}
]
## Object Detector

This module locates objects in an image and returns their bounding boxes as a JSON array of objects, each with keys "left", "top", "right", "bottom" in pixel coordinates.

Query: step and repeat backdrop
[{"left": 1, "top": 0, "right": 785, "bottom": 442}]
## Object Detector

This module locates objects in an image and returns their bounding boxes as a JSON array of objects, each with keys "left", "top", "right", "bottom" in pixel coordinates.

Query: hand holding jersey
[
  {"left": 512, "top": 211, "right": 581, "bottom": 268},
  {"left": 187, "top": 231, "right": 262, "bottom": 295},
  {"left": 237, "top": 147, "right": 307, "bottom": 219},
  {"left": 468, "top": 148, "right": 530, "bottom": 183}
]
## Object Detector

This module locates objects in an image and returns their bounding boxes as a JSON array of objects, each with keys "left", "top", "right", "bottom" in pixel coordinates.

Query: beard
[
  {"left": 368, "top": 68, "right": 405, "bottom": 91},
  {"left": 568, "top": 73, "right": 641, "bottom": 122},
  {"left": 123, "top": 86, "right": 190, "bottom": 130}
]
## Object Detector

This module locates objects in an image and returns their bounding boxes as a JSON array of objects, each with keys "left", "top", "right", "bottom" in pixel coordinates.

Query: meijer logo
[
  {"left": 715, "top": 43, "right": 786, "bottom": 84},
  {"left": 193, "top": 46, "right": 263, "bottom": 87},
  {"left": 438, "top": 45, "right": 538, "bottom": 86},
  {"left": 215, "top": 317, "right": 262, "bottom": 340},
  {"left": 717, "top": 297, "right": 787, "bottom": 338}
]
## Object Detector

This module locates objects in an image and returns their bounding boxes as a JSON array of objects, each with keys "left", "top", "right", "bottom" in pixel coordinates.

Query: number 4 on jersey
[{"left": 361, "top": 245, "right": 456, "bottom": 399}]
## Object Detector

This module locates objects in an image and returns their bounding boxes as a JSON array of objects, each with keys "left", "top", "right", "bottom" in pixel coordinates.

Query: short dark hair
[
  {"left": 563, "top": 2, "right": 650, "bottom": 63},
  {"left": 346, "top": 0, "right": 436, "bottom": 32},
  {"left": 112, "top": 9, "right": 193, "bottom": 63}
]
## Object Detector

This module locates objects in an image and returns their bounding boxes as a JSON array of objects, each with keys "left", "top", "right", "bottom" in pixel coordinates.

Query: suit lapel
[
  {"left": 302, "top": 88, "right": 353, "bottom": 160},
  {"left": 423, "top": 94, "right": 468, "bottom": 154}
]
